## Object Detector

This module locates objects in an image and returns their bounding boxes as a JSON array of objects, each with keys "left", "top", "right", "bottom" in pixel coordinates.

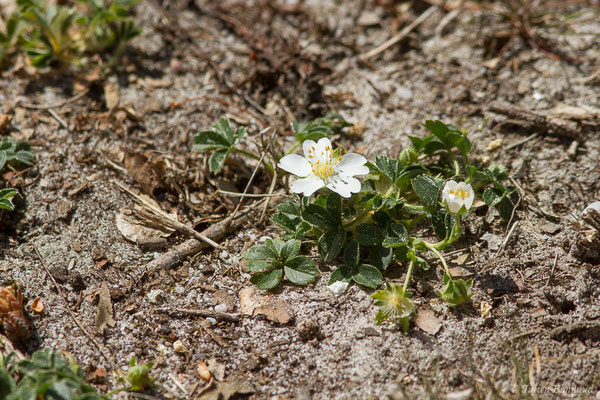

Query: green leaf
[
  {"left": 351, "top": 264, "right": 383, "bottom": 289},
  {"left": 302, "top": 204, "right": 337, "bottom": 230},
  {"left": 496, "top": 196, "right": 515, "bottom": 221},
  {"left": 208, "top": 148, "right": 229, "bottom": 174},
  {"left": 394, "top": 165, "right": 428, "bottom": 186},
  {"left": 424, "top": 120, "right": 449, "bottom": 139},
  {"left": 388, "top": 222, "right": 408, "bottom": 243},
  {"left": 214, "top": 118, "right": 235, "bottom": 143},
  {"left": 265, "top": 238, "right": 285, "bottom": 255},
  {"left": 280, "top": 239, "right": 301, "bottom": 262},
  {"left": 369, "top": 246, "right": 393, "bottom": 270},
  {"left": 430, "top": 210, "right": 455, "bottom": 240},
  {"left": 318, "top": 228, "right": 346, "bottom": 261},
  {"left": 382, "top": 237, "right": 407, "bottom": 248},
  {"left": 354, "top": 223, "right": 384, "bottom": 246},
  {"left": 0, "top": 369, "right": 15, "bottom": 398},
  {"left": 277, "top": 200, "right": 301, "bottom": 216},
  {"left": 192, "top": 130, "right": 231, "bottom": 151},
  {"left": 411, "top": 175, "right": 439, "bottom": 209},
  {"left": 325, "top": 192, "right": 342, "bottom": 223},
  {"left": 284, "top": 256, "right": 317, "bottom": 286},
  {"left": 242, "top": 245, "right": 278, "bottom": 272},
  {"left": 250, "top": 269, "right": 283, "bottom": 290},
  {"left": 271, "top": 212, "right": 299, "bottom": 235},
  {"left": 374, "top": 155, "right": 399, "bottom": 182},
  {"left": 0, "top": 150, "right": 6, "bottom": 170},
  {"left": 328, "top": 266, "right": 353, "bottom": 285},
  {"left": 344, "top": 239, "right": 359, "bottom": 266},
  {"left": 483, "top": 187, "right": 503, "bottom": 207},
  {"left": 436, "top": 273, "right": 472, "bottom": 306}
]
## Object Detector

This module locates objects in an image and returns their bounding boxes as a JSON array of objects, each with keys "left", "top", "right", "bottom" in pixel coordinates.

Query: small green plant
[
  {"left": 372, "top": 283, "right": 415, "bottom": 333},
  {"left": 192, "top": 118, "right": 253, "bottom": 174},
  {"left": 242, "top": 238, "right": 317, "bottom": 289},
  {"left": 192, "top": 114, "right": 350, "bottom": 175},
  {"left": 0, "top": 349, "right": 107, "bottom": 400},
  {"left": 124, "top": 357, "right": 153, "bottom": 392},
  {"left": 0, "top": 0, "right": 140, "bottom": 68},
  {"left": 196, "top": 116, "right": 514, "bottom": 330},
  {"left": 0, "top": 137, "right": 34, "bottom": 212}
]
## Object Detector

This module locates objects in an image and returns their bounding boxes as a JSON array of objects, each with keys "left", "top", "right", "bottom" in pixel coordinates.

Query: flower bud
[{"left": 399, "top": 147, "right": 417, "bottom": 165}]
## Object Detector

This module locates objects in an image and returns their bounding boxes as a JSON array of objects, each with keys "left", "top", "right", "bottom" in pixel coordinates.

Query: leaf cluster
[
  {"left": 242, "top": 238, "right": 317, "bottom": 290},
  {"left": 0, "top": 350, "right": 107, "bottom": 400},
  {"left": 291, "top": 112, "right": 351, "bottom": 143},
  {"left": 192, "top": 118, "right": 247, "bottom": 174},
  {"left": 0, "top": 137, "right": 34, "bottom": 211},
  {"left": 0, "top": 0, "right": 140, "bottom": 68}
]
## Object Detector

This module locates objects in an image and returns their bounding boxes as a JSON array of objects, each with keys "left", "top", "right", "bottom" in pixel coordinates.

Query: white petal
[
  {"left": 326, "top": 175, "right": 361, "bottom": 198},
  {"left": 464, "top": 187, "right": 475, "bottom": 210},
  {"left": 335, "top": 153, "right": 368, "bottom": 176},
  {"left": 443, "top": 180, "right": 458, "bottom": 193},
  {"left": 278, "top": 154, "right": 311, "bottom": 177},
  {"left": 446, "top": 196, "right": 462, "bottom": 214},
  {"left": 314, "top": 137, "right": 333, "bottom": 164},
  {"left": 303, "top": 140, "right": 318, "bottom": 160},
  {"left": 290, "top": 176, "right": 324, "bottom": 196}
]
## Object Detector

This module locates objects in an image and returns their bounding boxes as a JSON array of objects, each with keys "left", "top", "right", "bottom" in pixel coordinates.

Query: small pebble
[
  {"left": 214, "top": 304, "right": 228, "bottom": 313},
  {"left": 206, "top": 317, "right": 217, "bottom": 325},
  {"left": 146, "top": 289, "right": 164, "bottom": 304},
  {"left": 173, "top": 340, "right": 187, "bottom": 353}
]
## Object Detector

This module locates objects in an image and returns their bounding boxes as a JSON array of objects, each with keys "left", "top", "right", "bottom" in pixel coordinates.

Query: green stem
[
  {"left": 424, "top": 241, "right": 451, "bottom": 276},
  {"left": 342, "top": 208, "right": 371, "bottom": 229},
  {"left": 233, "top": 148, "right": 275, "bottom": 173},
  {"left": 402, "top": 255, "right": 415, "bottom": 292},
  {"left": 285, "top": 140, "right": 302, "bottom": 155},
  {"left": 403, "top": 203, "right": 425, "bottom": 210}
]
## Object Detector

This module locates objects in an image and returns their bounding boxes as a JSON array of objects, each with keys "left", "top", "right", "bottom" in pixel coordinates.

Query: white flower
[
  {"left": 442, "top": 180, "right": 474, "bottom": 214},
  {"left": 277, "top": 137, "right": 369, "bottom": 198}
]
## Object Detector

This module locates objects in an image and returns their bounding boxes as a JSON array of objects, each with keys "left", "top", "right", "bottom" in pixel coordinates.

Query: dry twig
[
  {"left": 488, "top": 101, "right": 581, "bottom": 139},
  {"left": 136, "top": 199, "right": 266, "bottom": 280},
  {"left": 34, "top": 244, "right": 117, "bottom": 370},
  {"left": 359, "top": 5, "right": 438, "bottom": 61}
]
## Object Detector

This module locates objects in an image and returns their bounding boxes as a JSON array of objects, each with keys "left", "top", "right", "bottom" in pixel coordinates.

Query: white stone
[
  {"left": 146, "top": 289, "right": 163, "bottom": 304},
  {"left": 327, "top": 280, "right": 349, "bottom": 296},
  {"left": 214, "top": 304, "right": 228, "bottom": 313}
]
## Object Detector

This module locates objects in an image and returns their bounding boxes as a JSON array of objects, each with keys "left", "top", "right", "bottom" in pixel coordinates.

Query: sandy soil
[{"left": 1, "top": 0, "right": 600, "bottom": 399}]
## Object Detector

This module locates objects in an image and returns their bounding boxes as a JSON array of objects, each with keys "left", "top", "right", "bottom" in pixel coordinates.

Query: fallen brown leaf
[
  {"left": 195, "top": 373, "right": 254, "bottom": 400},
  {"left": 104, "top": 82, "right": 120, "bottom": 112},
  {"left": 94, "top": 282, "right": 115, "bottom": 334},
  {"left": 415, "top": 308, "right": 442, "bottom": 335},
  {"left": 123, "top": 149, "right": 166, "bottom": 195},
  {"left": 239, "top": 287, "right": 291, "bottom": 324},
  {"left": 30, "top": 297, "right": 44, "bottom": 313}
]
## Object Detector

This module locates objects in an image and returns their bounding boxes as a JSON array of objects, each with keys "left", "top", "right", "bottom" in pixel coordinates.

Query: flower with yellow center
[
  {"left": 278, "top": 138, "right": 369, "bottom": 198},
  {"left": 372, "top": 283, "right": 415, "bottom": 323},
  {"left": 442, "top": 180, "right": 475, "bottom": 214}
]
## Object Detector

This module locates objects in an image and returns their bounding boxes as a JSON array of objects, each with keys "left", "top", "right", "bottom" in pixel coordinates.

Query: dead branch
[
  {"left": 136, "top": 200, "right": 266, "bottom": 280},
  {"left": 488, "top": 101, "right": 581, "bottom": 139},
  {"left": 154, "top": 307, "right": 240, "bottom": 323}
]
